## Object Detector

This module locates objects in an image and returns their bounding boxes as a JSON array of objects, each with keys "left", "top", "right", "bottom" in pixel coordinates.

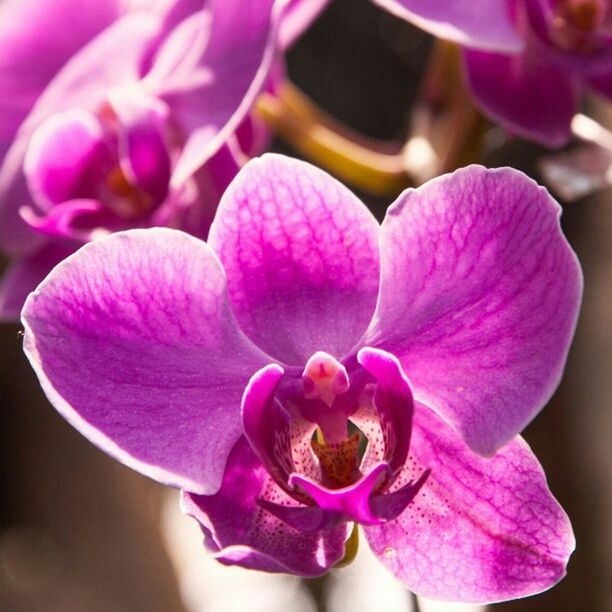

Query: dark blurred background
[{"left": 2, "top": 1, "right": 610, "bottom": 610}]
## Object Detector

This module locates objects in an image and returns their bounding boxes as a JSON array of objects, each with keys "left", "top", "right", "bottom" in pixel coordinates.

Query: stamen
[
  {"left": 311, "top": 430, "right": 361, "bottom": 488},
  {"left": 302, "top": 351, "right": 349, "bottom": 407}
]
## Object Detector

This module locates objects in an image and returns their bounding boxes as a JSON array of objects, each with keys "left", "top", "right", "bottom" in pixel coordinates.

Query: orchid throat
[{"left": 242, "top": 349, "right": 430, "bottom": 534}]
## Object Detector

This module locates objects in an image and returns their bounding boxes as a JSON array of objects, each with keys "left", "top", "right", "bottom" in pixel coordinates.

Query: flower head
[
  {"left": 22, "top": 154, "right": 582, "bottom": 603},
  {"left": 375, "top": 0, "right": 612, "bottom": 146},
  {"left": 0, "top": 0, "right": 315, "bottom": 319}
]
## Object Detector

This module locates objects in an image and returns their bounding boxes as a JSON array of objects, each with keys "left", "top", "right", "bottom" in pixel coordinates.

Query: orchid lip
[{"left": 242, "top": 347, "right": 428, "bottom": 530}]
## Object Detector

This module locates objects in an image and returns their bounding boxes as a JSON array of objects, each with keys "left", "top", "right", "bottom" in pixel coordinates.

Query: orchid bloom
[
  {"left": 22, "top": 155, "right": 582, "bottom": 603},
  {"left": 374, "top": 0, "right": 612, "bottom": 147},
  {"left": 0, "top": 0, "right": 323, "bottom": 320}
]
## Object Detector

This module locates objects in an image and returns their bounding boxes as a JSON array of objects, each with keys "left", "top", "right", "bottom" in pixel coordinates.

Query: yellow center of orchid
[{"left": 311, "top": 429, "right": 361, "bottom": 488}]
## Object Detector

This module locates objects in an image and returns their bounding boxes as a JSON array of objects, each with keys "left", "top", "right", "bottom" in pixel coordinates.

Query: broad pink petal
[
  {"left": 365, "top": 403, "right": 575, "bottom": 603},
  {"left": 0, "top": 242, "right": 73, "bottom": 321},
  {"left": 161, "top": 0, "right": 281, "bottom": 185},
  {"left": 209, "top": 154, "right": 380, "bottom": 364},
  {"left": 464, "top": 49, "right": 578, "bottom": 148},
  {"left": 182, "top": 437, "right": 350, "bottom": 576},
  {"left": 366, "top": 166, "right": 582, "bottom": 455},
  {"left": 371, "top": 0, "right": 523, "bottom": 53},
  {"left": 21, "top": 228, "right": 271, "bottom": 494},
  {"left": 12, "top": 12, "right": 161, "bottom": 132},
  {"left": 0, "top": 0, "right": 121, "bottom": 157}
]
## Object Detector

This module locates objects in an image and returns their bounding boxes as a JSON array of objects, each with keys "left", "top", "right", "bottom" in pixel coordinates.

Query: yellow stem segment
[
  {"left": 256, "top": 44, "right": 489, "bottom": 198},
  {"left": 335, "top": 523, "right": 360, "bottom": 569},
  {"left": 256, "top": 83, "right": 411, "bottom": 197}
]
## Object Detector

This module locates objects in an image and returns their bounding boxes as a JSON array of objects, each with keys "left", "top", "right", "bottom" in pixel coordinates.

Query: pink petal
[
  {"left": 20, "top": 198, "right": 119, "bottom": 242},
  {"left": 108, "top": 87, "right": 171, "bottom": 206},
  {"left": 209, "top": 154, "right": 380, "bottom": 364},
  {"left": 365, "top": 403, "right": 575, "bottom": 603},
  {"left": 588, "top": 70, "right": 612, "bottom": 99},
  {"left": 357, "top": 347, "right": 414, "bottom": 479},
  {"left": 170, "top": 142, "right": 242, "bottom": 240},
  {"left": 371, "top": 0, "right": 523, "bottom": 53},
  {"left": 15, "top": 12, "right": 161, "bottom": 131},
  {"left": 162, "top": 0, "right": 281, "bottom": 185},
  {"left": 241, "top": 363, "right": 296, "bottom": 492},
  {"left": 0, "top": 164, "right": 45, "bottom": 257},
  {"left": 23, "top": 109, "right": 107, "bottom": 209},
  {"left": 464, "top": 48, "right": 578, "bottom": 148},
  {"left": 260, "top": 463, "right": 390, "bottom": 530},
  {"left": 21, "top": 228, "right": 271, "bottom": 494},
  {"left": 181, "top": 437, "right": 350, "bottom": 576},
  {"left": 366, "top": 166, "right": 582, "bottom": 455}
]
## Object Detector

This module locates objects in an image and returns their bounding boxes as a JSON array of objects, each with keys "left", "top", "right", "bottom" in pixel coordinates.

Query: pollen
[
  {"left": 312, "top": 431, "right": 361, "bottom": 488},
  {"left": 302, "top": 351, "right": 349, "bottom": 406}
]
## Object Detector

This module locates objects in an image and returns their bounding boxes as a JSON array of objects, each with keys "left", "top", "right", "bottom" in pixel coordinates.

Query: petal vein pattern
[
  {"left": 20, "top": 157, "right": 581, "bottom": 599},
  {"left": 366, "top": 165, "right": 582, "bottom": 455},
  {"left": 208, "top": 154, "right": 380, "bottom": 365},
  {"left": 365, "top": 403, "right": 575, "bottom": 603},
  {"left": 22, "top": 228, "right": 271, "bottom": 494}
]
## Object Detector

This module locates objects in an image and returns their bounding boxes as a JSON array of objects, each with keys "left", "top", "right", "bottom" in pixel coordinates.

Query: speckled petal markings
[
  {"left": 182, "top": 437, "right": 350, "bottom": 576},
  {"left": 365, "top": 403, "right": 575, "bottom": 603}
]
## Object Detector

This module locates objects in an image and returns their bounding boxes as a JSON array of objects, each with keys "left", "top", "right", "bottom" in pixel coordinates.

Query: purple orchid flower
[
  {"left": 464, "top": 0, "right": 612, "bottom": 147},
  {"left": 22, "top": 155, "right": 582, "bottom": 603},
  {"left": 0, "top": 0, "right": 323, "bottom": 321},
  {"left": 375, "top": 0, "right": 612, "bottom": 147}
]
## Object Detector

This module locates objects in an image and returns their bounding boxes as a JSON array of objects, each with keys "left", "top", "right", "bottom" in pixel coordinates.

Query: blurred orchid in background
[
  {"left": 371, "top": 0, "right": 524, "bottom": 53},
  {"left": 464, "top": 0, "right": 612, "bottom": 147},
  {"left": 0, "top": 0, "right": 324, "bottom": 320},
  {"left": 373, "top": 0, "right": 612, "bottom": 147},
  {"left": 256, "top": 1, "right": 612, "bottom": 203},
  {"left": 21, "top": 154, "right": 582, "bottom": 603}
]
